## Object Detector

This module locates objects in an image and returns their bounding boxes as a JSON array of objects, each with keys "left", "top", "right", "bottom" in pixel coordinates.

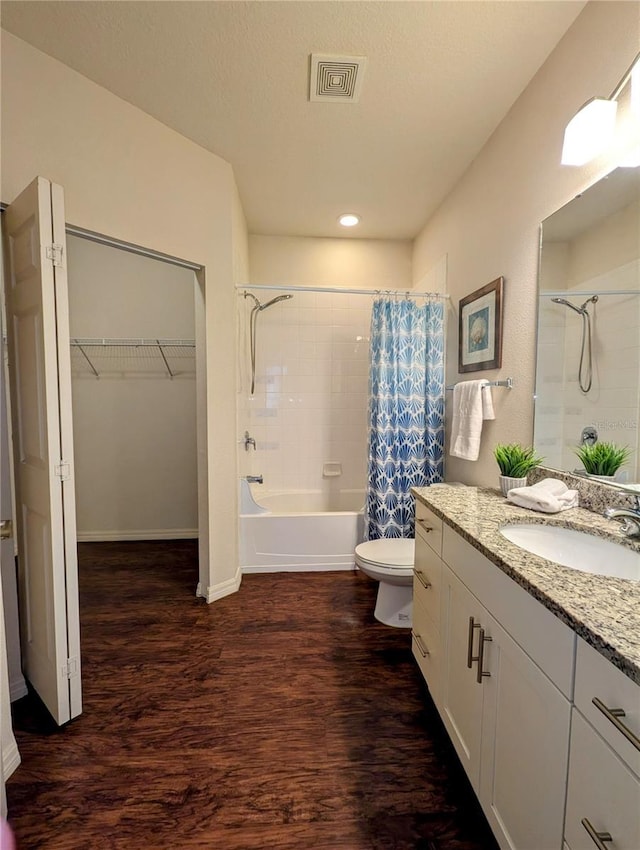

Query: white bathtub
[{"left": 239, "top": 480, "right": 365, "bottom": 573}]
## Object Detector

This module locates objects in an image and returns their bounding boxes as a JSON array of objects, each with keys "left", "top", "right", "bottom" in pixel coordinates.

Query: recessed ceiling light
[{"left": 338, "top": 214, "right": 360, "bottom": 227}]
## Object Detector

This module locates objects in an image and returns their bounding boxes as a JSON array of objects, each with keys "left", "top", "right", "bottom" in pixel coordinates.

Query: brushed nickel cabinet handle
[
  {"left": 592, "top": 697, "right": 640, "bottom": 752},
  {"left": 476, "top": 629, "right": 492, "bottom": 684},
  {"left": 416, "top": 518, "right": 433, "bottom": 533},
  {"left": 412, "top": 632, "right": 430, "bottom": 658},
  {"left": 467, "top": 616, "right": 480, "bottom": 669},
  {"left": 414, "top": 570, "right": 432, "bottom": 590},
  {"left": 581, "top": 817, "right": 612, "bottom": 849}
]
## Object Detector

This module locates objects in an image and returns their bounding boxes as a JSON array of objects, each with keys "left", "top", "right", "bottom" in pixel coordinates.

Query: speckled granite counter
[{"left": 412, "top": 484, "right": 640, "bottom": 685}]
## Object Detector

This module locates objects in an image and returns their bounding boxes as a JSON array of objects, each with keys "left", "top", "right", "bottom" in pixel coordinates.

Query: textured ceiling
[{"left": 1, "top": 1, "right": 586, "bottom": 239}]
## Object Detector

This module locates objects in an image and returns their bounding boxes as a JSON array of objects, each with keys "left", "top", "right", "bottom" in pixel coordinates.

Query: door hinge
[
  {"left": 46, "top": 243, "right": 64, "bottom": 267},
  {"left": 55, "top": 461, "right": 71, "bottom": 481},
  {"left": 65, "top": 657, "right": 79, "bottom": 679}
]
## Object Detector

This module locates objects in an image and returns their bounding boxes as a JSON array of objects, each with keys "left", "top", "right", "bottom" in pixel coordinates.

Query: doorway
[{"left": 66, "top": 234, "right": 199, "bottom": 544}]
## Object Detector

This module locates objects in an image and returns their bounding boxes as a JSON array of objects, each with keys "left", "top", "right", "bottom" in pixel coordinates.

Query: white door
[
  {"left": 440, "top": 565, "right": 484, "bottom": 788},
  {"left": 2, "top": 177, "right": 81, "bottom": 725},
  {"left": 479, "top": 611, "right": 571, "bottom": 850}
]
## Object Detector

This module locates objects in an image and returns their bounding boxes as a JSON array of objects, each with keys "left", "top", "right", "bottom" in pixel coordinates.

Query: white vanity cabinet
[
  {"left": 412, "top": 510, "right": 576, "bottom": 850},
  {"left": 564, "top": 639, "right": 640, "bottom": 850},
  {"left": 411, "top": 502, "right": 443, "bottom": 705}
]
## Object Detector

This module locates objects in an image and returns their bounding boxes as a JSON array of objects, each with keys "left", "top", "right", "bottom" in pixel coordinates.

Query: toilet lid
[{"left": 355, "top": 538, "right": 415, "bottom": 569}]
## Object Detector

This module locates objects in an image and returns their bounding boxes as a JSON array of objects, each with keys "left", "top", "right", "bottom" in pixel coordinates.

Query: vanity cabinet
[
  {"left": 564, "top": 638, "right": 640, "bottom": 850},
  {"left": 413, "top": 513, "right": 575, "bottom": 850},
  {"left": 411, "top": 503, "right": 443, "bottom": 704}
]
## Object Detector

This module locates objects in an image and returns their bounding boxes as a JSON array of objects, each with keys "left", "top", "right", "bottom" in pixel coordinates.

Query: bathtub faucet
[
  {"left": 243, "top": 431, "right": 256, "bottom": 451},
  {"left": 246, "top": 474, "right": 263, "bottom": 484}
]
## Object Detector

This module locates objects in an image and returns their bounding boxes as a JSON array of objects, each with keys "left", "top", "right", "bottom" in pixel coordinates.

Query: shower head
[
  {"left": 580, "top": 294, "right": 599, "bottom": 311},
  {"left": 259, "top": 294, "right": 293, "bottom": 311},
  {"left": 551, "top": 297, "right": 586, "bottom": 315}
]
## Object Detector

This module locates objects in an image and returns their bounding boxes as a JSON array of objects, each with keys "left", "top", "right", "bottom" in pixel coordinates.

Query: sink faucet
[{"left": 604, "top": 495, "right": 640, "bottom": 538}]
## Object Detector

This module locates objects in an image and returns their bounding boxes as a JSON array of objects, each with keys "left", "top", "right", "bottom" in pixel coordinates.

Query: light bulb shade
[
  {"left": 338, "top": 213, "right": 360, "bottom": 227},
  {"left": 561, "top": 98, "right": 618, "bottom": 166}
]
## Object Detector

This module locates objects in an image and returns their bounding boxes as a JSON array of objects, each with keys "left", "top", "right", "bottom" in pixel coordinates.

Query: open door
[{"left": 2, "top": 177, "right": 81, "bottom": 725}]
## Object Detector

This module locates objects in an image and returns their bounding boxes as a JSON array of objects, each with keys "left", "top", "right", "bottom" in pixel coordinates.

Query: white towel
[
  {"left": 507, "top": 479, "right": 579, "bottom": 513},
  {"left": 449, "top": 380, "right": 494, "bottom": 461}
]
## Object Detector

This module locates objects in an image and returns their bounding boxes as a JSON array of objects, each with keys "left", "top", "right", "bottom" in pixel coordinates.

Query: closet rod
[
  {"left": 70, "top": 338, "right": 195, "bottom": 347},
  {"left": 237, "top": 283, "right": 449, "bottom": 299}
]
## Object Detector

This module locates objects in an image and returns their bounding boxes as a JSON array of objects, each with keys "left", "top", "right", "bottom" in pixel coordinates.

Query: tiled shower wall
[{"left": 237, "top": 289, "right": 373, "bottom": 495}]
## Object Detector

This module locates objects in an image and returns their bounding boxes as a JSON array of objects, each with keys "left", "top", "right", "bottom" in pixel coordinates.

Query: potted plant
[
  {"left": 494, "top": 443, "right": 544, "bottom": 496},
  {"left": 573, "top": 442, "right": 631, "bottom": 481}
]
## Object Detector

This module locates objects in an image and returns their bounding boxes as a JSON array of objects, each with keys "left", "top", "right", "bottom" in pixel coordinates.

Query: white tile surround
[{"left": 237, "top": 289, "right": 373, "bottom": 496}]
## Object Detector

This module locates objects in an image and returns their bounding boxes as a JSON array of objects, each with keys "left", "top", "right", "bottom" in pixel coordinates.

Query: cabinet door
[
  {"left": 439, "top": 565, "right": 485, "bottom": 788},
  {"left": 479, "top": 612, "right": 571, "bottom": 850},
  {"left": 565, "top": 710, "right": 640, "bottom": 850}
]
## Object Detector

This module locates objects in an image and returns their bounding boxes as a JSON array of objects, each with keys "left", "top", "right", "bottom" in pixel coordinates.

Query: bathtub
[{"left": 239, "top": 479, "right": 365, "bottom": 573}]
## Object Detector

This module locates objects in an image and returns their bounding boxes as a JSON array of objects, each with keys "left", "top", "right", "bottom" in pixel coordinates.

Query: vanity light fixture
[
  {"left": 561, "top": 51, "right": 640, "bottom": 166},
  {"left": 338, "top": 213, "right": 360, "bottom": 227}
]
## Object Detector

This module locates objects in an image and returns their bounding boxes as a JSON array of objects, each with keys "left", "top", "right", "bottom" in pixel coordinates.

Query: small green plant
[
  {"left": 573, "top": 442, "right": 631, "bottom": 477},
  {"left": 494, "top": 443, "right": 544, "bottom": 478}
]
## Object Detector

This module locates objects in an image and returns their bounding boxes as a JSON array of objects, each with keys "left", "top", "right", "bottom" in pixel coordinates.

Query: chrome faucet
[
  {"left": 604, "top": 495, "right": 640, "bottom": 538},
  {"left": 245, "top": 474, "right": 263, "bottom": 484},
  {"left": 243, "top": 431, "right": 256, "bottom": 452}
]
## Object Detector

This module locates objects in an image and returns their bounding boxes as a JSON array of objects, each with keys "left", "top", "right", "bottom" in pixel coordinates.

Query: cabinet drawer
[
  {"left": 415, "top": 501, "right": 442, "bottom": 556},
  {"left": 565, "top": 709, "right": 640, "bottom": 850},
  {"left": 412, "top": 597, "right": 441, "bottom": 704},
  {"left": 413, "top": 538, "right": 442, "bottom": 626},
  {"left": 574, "top": 638, "right": 640, "bottom": 778}
]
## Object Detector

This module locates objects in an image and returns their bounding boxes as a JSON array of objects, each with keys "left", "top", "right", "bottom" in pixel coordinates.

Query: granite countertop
[{"left": 412, "top": 484, "right": 640, "bottom": 685}]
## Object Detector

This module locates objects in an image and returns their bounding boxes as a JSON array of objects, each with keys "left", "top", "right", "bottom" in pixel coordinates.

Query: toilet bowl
[{"left": 355, "top": 538, "right": 414, "bottom": 628}]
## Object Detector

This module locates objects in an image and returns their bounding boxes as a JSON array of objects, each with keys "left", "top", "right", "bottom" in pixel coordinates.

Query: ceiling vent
[{"left": 309, "top": 54, "right": 367, "bottom": 103}]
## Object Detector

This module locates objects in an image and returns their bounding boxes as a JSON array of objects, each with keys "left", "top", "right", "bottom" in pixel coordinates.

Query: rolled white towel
[{"left": 507, "top": 479, "right": 579, "bottom": 513}]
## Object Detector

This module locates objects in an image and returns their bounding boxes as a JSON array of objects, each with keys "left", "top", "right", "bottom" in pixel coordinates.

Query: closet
[{"left": 67, "top": 236, "right": 198, "bottom": 541}]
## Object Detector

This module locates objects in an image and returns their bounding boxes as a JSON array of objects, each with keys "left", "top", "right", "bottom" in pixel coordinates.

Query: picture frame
[{"left": 458, "top": 277, "right": 504, "bottom": 373}]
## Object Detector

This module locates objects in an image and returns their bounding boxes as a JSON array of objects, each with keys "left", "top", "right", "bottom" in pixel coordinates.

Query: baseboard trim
[
  {"left": 2, "top": 738, "right": 20, "bottom": 780},
  {"left": 77, "top": 529, "right": 198, "bottom": 542},
  {"left": 242, "top": 563, "right": 357, "bottom": 574},
  {"left": 197, "top": 566, "right": 242, "bottom": 604},
  {"left": 9, "top": 674, "right": 27, "bottom": 703}
]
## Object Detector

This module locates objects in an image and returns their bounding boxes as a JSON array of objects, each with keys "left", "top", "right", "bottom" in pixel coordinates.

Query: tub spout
[{"left": 246, "top": 474, "right": 263, "bottom": 484}]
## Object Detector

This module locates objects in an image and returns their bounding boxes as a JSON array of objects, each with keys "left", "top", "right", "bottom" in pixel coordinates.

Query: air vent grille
[{"left": 309, "top": 54, "right": 367, "bottom": 103}]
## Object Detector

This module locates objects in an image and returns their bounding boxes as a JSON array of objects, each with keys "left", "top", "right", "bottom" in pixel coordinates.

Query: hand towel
[
  {"left": 449, "top": 379, "right": 493, "bottom": 461},
  {"left": 507, "top": 479, "right": 579, "bottom": 513}
]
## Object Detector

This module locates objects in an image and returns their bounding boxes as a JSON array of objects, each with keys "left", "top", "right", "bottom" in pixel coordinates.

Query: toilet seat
[{"left": 355, "top": 538, "right": 414, "bottom": 570}]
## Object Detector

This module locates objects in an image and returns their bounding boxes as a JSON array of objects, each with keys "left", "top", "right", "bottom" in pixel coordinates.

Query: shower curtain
[{"left": 365, "top": 296, "right": 445, "bottom": 539}]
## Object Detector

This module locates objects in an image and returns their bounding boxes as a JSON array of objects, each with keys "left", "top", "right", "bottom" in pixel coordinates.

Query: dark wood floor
[{"left": 7, "top": 541, "right": 498, "bottom": 850}]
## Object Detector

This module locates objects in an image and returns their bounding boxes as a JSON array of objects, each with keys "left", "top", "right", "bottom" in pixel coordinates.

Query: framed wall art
[{"left": 458, "top": 277, "right": 503, "bottom": 373}]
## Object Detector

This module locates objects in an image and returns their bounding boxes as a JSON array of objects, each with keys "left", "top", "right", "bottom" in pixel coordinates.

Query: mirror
[{"left": 534, "top": 166, "right": 640, "bottom": 489}]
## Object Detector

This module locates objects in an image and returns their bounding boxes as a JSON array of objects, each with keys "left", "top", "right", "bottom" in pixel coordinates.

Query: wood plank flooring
[{"left": 7, "top": 541, "right": 498, "bottom": 850}]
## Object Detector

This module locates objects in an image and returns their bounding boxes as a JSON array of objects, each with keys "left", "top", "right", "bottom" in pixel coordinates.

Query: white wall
[
  {"left": 0, "top": 30, "right": 249, "bottom": 602},
  {"left": 412, "top": 1, "right": 640, "bottom": 488},
  {"left": 249, "top": 235, "right": 412, "bottom": 289},
  {"left": 67, "top": 236, "right": 198, "bottom": 539}
]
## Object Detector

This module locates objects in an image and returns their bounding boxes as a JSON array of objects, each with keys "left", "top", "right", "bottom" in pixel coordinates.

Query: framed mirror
[{"left": 534, "top": 166, "right": 640, "bottom": 489}]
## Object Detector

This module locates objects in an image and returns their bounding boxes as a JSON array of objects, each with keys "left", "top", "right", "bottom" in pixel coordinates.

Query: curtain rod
[
  {"left": 540, "top": 289, "right": 639, "bottom": 298},
  {"left": 236, "top": 283, "right": 448, "bottom": 299}
]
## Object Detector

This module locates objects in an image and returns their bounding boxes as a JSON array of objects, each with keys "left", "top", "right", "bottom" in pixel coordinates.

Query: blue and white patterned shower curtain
[{"left": 365, "top": 297, "right": 445, "bottom": 540}]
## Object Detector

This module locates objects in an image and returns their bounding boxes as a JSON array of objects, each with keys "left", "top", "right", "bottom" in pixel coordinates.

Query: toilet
[{"left": 355, "top": 538, "right": 415, "bottom": 628}]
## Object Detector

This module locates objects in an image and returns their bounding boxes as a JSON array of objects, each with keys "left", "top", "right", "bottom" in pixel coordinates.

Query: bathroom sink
[{"left": 499, "top": 524, "right": 640, "bottom": 581}]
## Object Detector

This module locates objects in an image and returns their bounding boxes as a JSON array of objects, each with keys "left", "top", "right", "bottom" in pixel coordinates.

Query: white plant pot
[
  {"left": 585, "top": 473, "right": 617, "bottom": 483},
  {"left": 499, "top": 475, "right": 528, "bottom": 497}
]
